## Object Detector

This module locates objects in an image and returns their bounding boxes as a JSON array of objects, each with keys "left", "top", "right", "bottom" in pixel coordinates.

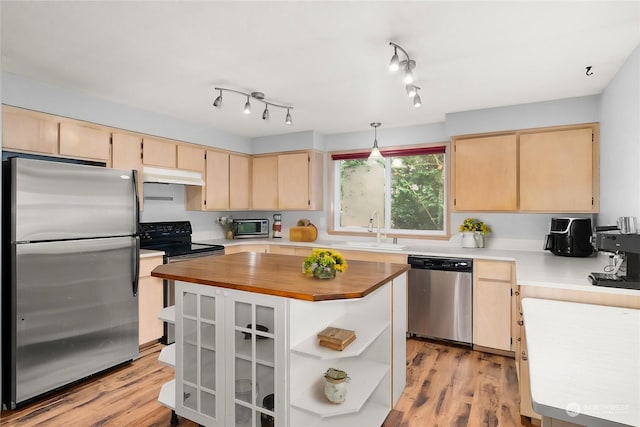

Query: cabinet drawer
[
  {"left": 475, "top": 260, "right": 512, "bottom": 281},
  {"left": 140, "top": 256, "right": 164, "bottom": 277}
]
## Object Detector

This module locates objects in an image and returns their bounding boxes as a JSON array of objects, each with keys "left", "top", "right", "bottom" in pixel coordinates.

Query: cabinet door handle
[
  {"left": 517, "top": 320, "right": 524, "bottom": 326},
  {"left": 521, "top": 352, "right": 528, "bottom": 361},
  {"left": 514, "top": 290, "right": 520, "bottom": 296}
]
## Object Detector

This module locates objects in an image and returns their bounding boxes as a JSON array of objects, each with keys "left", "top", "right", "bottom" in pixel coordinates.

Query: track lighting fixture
[
  {"left": 212, "top": 87, "right": 293, "bottom": 125},
  {"left": 389, "top": 41, "right": 421, "bottom": 108},
  {"left": 368, "top": 122, "right": 383, "bottom": 163}
]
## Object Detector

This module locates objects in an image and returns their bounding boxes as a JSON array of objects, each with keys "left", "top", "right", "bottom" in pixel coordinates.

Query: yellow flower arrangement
[
  {"left": 458, "top": 217, "right": 491, "bottom": 235},
  {"left": 303, "top": 249, "right": 348, "bottom": 275}
]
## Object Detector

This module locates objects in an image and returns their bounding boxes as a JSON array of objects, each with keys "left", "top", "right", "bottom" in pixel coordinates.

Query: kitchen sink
[{"left": 334, "top": 241, "right": 407, "bottom": 251}]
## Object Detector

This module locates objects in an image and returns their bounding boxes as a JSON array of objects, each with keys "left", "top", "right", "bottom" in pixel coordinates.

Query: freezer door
[
  {"left": 10, "top": 157, "right": 138, "bottom": 242},
  {"left": 10, "top": 237, "right": 138, "bottom": 406}
]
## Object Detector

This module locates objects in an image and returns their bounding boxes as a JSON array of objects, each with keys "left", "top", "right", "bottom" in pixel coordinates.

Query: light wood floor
[{"left": 0, "top": 339, "right": 534, "bottom": 427}]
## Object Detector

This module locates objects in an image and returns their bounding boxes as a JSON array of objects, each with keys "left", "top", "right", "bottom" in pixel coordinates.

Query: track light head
[
  {"left": 389, "top": 47, "right": 400, "bottom": 72},
  {"left": 285, "top": 109, "right": 292, "bottom": 125},
  {"left": 406, "top": 84, "right": 417, "bottom": 97},
  {"left": 403, "top": 67, "right": 414, "bottom": 84},
  {"left": 262, "top": 105, "right": 269, "bottom": 120},
  {"left": 243, "top": 96, "right": 251, "bottom": 115},
  {"left": 213, "top": 89, "right": 222, "bottom": 108},
  {"left": 413, "top": 91, "right": 422, "bottom": 108}
]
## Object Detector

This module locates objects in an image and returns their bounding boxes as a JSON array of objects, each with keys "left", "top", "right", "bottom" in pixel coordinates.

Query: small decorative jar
[
  {"left": 225, "top": 229, "right": 234, "bottom": 240},
  {"left": 474, "top": 232, "right": 485, "bottom": 248},
  {"left": 324, "top": 368, "right": 348, "bottom": 404},
  {"left": 461, "top": 232, "right": 477, "bottom": 248},
  {"left": 313, "top": 264, "right": 336, "bottom": 280}
]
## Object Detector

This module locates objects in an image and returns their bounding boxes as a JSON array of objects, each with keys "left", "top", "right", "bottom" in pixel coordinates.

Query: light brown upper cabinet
[
  {"left": 59, "top": 122, "right": 111, "bottom": 162},
  {"left": 112, "top": 132, "right": 144, "bottom": 210},
  {"left": 453, "top": 134, "right": 518, "bottom": 211},
  {"left": 278, "top": 151, "right": 323, "bottom": 210},
  {"left": 177, "top": 145, "right": 206, "bottom": 174},
  {"left": 186, "top": 150, "right": 228, "bottom": 211},
  {"left": 142, "top": 138, "right": 176, "bottom": 168},
  {"left": 252, "top": 151, "right": 323, "bottom": 211},
  {"left": 252, "top": 155, "right": 279, "bottom": 210},
  {"left": 229, "top": 154, "right": 250, "bottom": 210},
  {"left": 520, "top": 127, "right": 598, "bottom": 212},
  {"left": 452, "top": 124, "right": 599, "bottom": 213},
  {"left": 2, "top": 108, "right": 59, "bottom": 155}
]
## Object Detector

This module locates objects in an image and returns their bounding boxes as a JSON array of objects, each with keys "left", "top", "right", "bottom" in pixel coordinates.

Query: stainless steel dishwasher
[{"left": 407, "top": 255, "right": 473, "bottom": 346}]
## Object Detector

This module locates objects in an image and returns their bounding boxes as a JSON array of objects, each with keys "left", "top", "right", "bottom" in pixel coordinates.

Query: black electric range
[
  {"left": 139, "top": 221, "right": 225, "bottom": 343},
  {"left": 139, "top": 221, "right": 225, "bottom": 261}
]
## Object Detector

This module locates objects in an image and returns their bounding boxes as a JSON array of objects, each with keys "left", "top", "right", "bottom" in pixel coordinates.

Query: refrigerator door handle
[
  {"left": 132, "top": 236, "right": 140, "bottom": 297},
  {"left": 132, "top": 169, "right": 140, "bottom": 229}
]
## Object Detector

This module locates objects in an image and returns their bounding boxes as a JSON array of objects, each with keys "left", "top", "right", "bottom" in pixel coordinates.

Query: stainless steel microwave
[{"left": 233, "top": 219, "right": 270, "bottom": 239}]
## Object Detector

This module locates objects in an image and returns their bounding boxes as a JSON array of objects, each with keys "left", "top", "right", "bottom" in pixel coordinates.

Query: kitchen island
[
  {"left": 522, "top": 298, "right": 639, "bottom": 427},
  {"left": 152, "top": 252, "right": 409, "bottom": 427}
]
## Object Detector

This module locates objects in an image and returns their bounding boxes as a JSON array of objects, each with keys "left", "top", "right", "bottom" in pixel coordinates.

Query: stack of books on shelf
[{"left": 317, "top": 326, "right": 356, "bottom": 351}]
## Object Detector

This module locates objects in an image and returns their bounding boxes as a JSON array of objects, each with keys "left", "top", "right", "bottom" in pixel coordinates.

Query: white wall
[
  {"left": 599, "top": 43, "right": 640, "bottom": 225},
  {"left": 1, "top": 72, "right": 252, "bottom": 153},
  {"left": 445, "top": 95, "right": 601, "bottom": 136}
]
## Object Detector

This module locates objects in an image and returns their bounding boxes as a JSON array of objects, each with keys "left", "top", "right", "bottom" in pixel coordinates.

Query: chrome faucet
[{"left": 368, "top": 211, "right": 381, "bottom": 243}]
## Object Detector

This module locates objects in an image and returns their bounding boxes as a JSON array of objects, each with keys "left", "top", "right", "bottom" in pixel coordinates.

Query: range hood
[{"left": 142, "top": 166, "right": 205, "bottom": 186}]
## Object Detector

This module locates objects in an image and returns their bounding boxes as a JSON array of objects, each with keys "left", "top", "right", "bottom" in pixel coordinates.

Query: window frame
[{"left": 328, "top": 142, "right": 451, "bottom": 240}]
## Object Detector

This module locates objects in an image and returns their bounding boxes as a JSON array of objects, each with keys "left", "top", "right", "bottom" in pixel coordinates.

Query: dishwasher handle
[{"left": 408, "top": 256, "right": 473, "bottom": 272}]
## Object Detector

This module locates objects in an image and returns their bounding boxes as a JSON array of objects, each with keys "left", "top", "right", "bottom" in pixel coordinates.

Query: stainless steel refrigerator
[{"left": 1, "top": 157, "right": 140, "bottom": 409}]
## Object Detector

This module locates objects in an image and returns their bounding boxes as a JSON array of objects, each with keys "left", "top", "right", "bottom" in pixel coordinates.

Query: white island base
[{"left": 165, "top": 272, "right": 407, "bottom": 427}]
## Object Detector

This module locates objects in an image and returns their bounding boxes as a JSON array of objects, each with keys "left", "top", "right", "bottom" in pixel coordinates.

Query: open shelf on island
[
  {"left": 291, "top": 317, "right": 389, "bottom": 360},
  {"left": 159, "top": 343, "right": 176, "bottom": 367},
  {"left": 158, "top": 305, "right": 176, "bottom": 324},
  {"left": 291, "top": 398, "right": 390, "bottom": 427},
  {"left": 158, "top": 379, "right": 175, "bottom": 410},
  {"left": 291, "top": 358, "right": 389, "bottom": 417}
]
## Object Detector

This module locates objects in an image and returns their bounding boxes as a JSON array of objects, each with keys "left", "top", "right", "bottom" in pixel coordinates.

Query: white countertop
[
  {"left": 199, "top": 238, "right": 640, "bottom": 296},
  {"left": 522, "top": 298, "right": 640, "bottom": 427}
]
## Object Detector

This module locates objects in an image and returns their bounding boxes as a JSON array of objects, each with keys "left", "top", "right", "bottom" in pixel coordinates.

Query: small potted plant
[
  {"left": 458, "top": 218, "right": 491, "bottom": 248},
  {"left": 303, "top": 249, "right": 348, "bottom": 279},
  {"left": 216, "top": 216, "right": 234, "bottom": 240}
]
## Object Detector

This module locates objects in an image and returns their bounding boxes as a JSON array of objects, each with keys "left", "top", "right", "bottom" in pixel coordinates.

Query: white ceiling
[{"left": 2, "top": 1, "right": 639, "bottom": 138}]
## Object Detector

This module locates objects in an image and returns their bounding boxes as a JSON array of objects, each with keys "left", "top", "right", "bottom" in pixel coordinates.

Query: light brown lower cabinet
[
  {"left": 138, "top": 255, "right": 164, "bottom": 346},
  {"left": 473, "top": 260, "right": 515, "bottom": 352}
]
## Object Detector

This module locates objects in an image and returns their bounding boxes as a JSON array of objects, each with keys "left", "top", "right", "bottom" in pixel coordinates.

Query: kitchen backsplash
[{"left": 140, "top": 182, "right": 598, "bottom": 251}]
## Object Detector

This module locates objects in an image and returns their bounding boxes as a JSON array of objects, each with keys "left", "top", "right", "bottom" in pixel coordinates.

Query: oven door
[{"left": 162, "top": 251, "right": 224, "bottom": 344}]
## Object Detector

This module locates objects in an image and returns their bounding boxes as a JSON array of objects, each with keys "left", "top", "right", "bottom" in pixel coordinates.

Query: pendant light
[
  {"left": 285, "top": 108, "right": 292, "bottom": 125},
  {"left": 413, "top": 88, "right": 422, "bottom": 108},
  {"left": 262, "top": 105, "right": 270, "bottom": 120},
  {"left": 368, "top": 122, "right": 383, "bottom": 163}
]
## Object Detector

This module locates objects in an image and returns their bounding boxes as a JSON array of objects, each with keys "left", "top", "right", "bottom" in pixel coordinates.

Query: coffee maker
[
  {"left": 589, "top": 231, "right": 640, "bottom": 290},
  {"left": 544, "top": 217, "right": 594, "bottom": 257}
]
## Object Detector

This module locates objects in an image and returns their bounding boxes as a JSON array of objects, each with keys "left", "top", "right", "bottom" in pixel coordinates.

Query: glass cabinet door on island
[{"left": 175, "top": 282, "right": 285, "bottom": 427}]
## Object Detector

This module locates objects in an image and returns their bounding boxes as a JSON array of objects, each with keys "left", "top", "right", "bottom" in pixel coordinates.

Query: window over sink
[{"left": 330, "top": 144, "right": 448, "bottom": 238}]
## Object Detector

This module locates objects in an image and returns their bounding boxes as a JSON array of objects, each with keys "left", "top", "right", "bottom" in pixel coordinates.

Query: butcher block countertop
[{"left": 151, "top": 252, "right": 410, "bottom": 301}]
